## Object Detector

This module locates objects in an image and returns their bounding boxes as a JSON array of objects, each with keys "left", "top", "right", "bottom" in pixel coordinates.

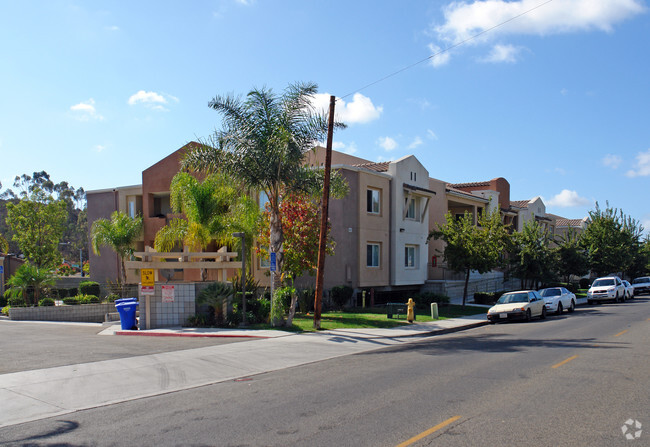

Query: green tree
[
  {"left": 182, "top": 82, "right": 346, "bottom": 290},
  {"left": 429, "top": 210, "right": 511, "bottom": 306},
  {"left": 0, "top": 233, "right": 7, "bottom": 254},
  {"left": 6, "top": 188, "right": 67, "bottom": 268},
  {"left": 554, "top": 229, "right": 589, "bottom": 284},
  {"left": 154, "top": 172, "right": 261, "bottom": 280},
  {"left": 90, "top": 211, "right": 143, "bottom": 284},
  {"left": 510, "top": 219, "right": 556, "bottom": 289},
  {"left": 580, "top": 203, "right": 642, "bottom": 277},
  {"left": 3, "top": 262, "right": 56, "bottom": 306}
]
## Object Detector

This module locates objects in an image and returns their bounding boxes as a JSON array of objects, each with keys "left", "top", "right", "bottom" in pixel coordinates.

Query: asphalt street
[
  {"left": 0, "top": 320, "right": 249, "bottom": 374},
  {"left": 1, "top": 298, "right": 648, "bottom": 446}
]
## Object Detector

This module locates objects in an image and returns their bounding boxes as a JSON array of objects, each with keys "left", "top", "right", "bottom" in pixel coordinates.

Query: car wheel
[
  {"left": 556, "top": 302, "right": 563, "bottom": 315},
  {"left": 568, "top": 300, "right": 575, "bottom": 313},
  {"left": 541, "top": 307, "right": 546, "bottom": 320},
  {"left": 525, "top": 309, "right": 532, "bottom": 321}
]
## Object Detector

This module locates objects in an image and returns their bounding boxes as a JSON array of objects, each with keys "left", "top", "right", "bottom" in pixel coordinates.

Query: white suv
[{"left": 587, "top": 276, "right": 626, "bottom": 304}]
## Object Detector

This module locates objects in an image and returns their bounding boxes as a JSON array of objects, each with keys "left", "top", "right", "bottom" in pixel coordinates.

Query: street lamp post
[{"left": 232, "top": 232, "right": 246, "bottom": 327}]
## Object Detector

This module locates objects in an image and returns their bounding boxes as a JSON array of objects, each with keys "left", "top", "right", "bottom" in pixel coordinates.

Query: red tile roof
[
  {"left": 510, "top": 200, "right": 530, "bottom": 209},
  {"left": 449, "top": 181, "right": 491, "bottom": 188},
  {"left": 352, "top": 161, "right": 391, "bottom": 172}
]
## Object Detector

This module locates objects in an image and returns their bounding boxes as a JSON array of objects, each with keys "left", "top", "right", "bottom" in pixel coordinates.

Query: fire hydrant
[{"left": 407, "top": 298, "right": 415, "bottom": 323}]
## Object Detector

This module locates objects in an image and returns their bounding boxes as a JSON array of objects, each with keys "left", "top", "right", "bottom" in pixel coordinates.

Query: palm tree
[
  {"left": 183, "top": 82, "right": 344, "bottom": 289},
  {"left": 90, "top": 211, "right": 143, "bottom": 284},
  {"left": 4, "top": 262, "right": 56, "bottom": 306},
  {"left": 154, "top": 172, "right": 260, "bottom": 280}
]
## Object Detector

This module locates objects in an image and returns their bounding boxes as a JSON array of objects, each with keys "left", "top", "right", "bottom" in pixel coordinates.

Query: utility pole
[{"left": 314, "top": 95, "right": 335, "bottom": 330}]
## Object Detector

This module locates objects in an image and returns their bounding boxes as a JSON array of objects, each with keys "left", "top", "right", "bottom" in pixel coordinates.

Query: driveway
[{"left": 0, "top": 318, "right": 250, "bottom": 374}]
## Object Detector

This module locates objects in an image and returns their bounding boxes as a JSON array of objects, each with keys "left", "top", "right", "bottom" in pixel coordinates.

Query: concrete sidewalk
[{"left": 1, "top": 314, "right": 487, "bottom": 429}]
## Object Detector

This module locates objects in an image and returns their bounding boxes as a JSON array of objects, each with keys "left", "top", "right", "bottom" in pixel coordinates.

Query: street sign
[
  {"left": 162, "top": 285, "right": 175, "bottom": 303},
  {"left": 0, "top": 265, "right": 3, "bottom": 274},
  {"left": 140, "top": 285, "right": 154, "bottom": 296},
  {"left": 270, "top": 252, "right": 276, "bottom": 272},
  {"left": 141, "top": 268, "right": 155, "bottom": 287}
]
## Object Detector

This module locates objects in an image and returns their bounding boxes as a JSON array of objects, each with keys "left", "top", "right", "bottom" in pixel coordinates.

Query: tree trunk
[
  {"left": 269, "top": 206, "right": 284, "bottom": 292},
  {"left": 120, "top": 256, "right": 127, "bottom": 286},
  {"left": 462, "top": 268, "right": 470, "bottom": 307},
  {"left": 286, "top": 290, "right": 298, "bottom": 326}
]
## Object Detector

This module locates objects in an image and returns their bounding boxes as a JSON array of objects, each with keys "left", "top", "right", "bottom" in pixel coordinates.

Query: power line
[{"left": 339, "top": 0, "right": 554, "bottom": 101}]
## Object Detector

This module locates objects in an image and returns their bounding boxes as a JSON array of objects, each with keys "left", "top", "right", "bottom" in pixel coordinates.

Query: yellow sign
[{"left": 141, "top": 268, "right": 155, "bottom": 287}]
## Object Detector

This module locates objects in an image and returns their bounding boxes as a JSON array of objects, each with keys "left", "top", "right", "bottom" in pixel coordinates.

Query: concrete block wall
[
  {"left": 138, "top": 283, "right": 195, "bottom": 329},
  {"left": 9, "top": 303, "right": 117, "bottom": 323}
]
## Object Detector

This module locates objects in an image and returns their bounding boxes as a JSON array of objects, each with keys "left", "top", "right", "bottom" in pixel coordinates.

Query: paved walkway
[{"left": 1, "top": 314, "right": 487, "bottom": 429}]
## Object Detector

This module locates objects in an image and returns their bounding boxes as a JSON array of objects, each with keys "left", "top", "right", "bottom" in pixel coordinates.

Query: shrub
[
  {"left": 63, "top": 297, "right": 79, "bottom": 305},
  {"left": 68, "top": 287, "right": 78, "bottom": 297},
  {"left": 474, "top": 292, "right": 499, "bottom": 305},
  {"left": 297, "top": 288, "right": 314, "bottom": 313},
  {"left": 274, "top": 286, "right": 294, "bottom": 313},
  {"left": 76, "top": 294, "right": 100, "bottom": 304},
  {"left": 79, "top": 281, "right": 101, "bottom": 297},
  {"left": 414, "top": 292, "right": 450, "bottom": 308},
  {"left": 1, "top": 305, "right": 10, "bottom": 316},
  {"left": 57, "top": 263, "right": 75, "bottom": 276},
  {"left": 7, "top": 296, "right": 26, "bottom": 307},
  {"left": 38, "top": 297, "right": 55, "bottom": 307},
  {"left": 185, "top": 314, "right": 210, "bottom": 327},
  {"left": 0, "top": 295, "right": 6, "bottom": 307},
  {"left": 104, "top": 293, "right": 119, "bottom": 302},
  {"left": 330, "top": 285, "right": 354, "bottom": 310},
  {"left": 197, "top": 282, "right": 234, "bottom": 325},
  {"left": 579, "top": 278, "right": 591, "bottom": 289}
]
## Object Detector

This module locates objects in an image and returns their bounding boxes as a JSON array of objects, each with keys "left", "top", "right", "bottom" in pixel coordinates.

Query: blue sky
[{"left": 1, "top": 0, "right": 649, "bottom": 229}]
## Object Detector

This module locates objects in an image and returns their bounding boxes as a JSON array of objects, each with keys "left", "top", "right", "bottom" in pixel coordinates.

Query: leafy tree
[
  {"left": 90, "top": 211, "right": 143, "bottom": 284},
  {"left": 257, "top": 191, "right": 337, "bottom": 325},
  {"left": 580, "top": 203, "right": 643, "bottom": 277},
  {"left": 182, "top": 82, "right": 346, "bottom": 291},
  {"left": 429, "top": 210, "right": 511, "bottom": 306},
  {"left": 554, "top": 229, "right": 589, "bottom": 284},
  {"left": 0, "top": 233, "right": 7, "bottom": 254},
  {"left": 6, "top": 188, "right": 67, "bottom": 268},
  {"left": 1, "top": 172, "right": 86, "bottom": 268},
  {"left": 3, "top": 262, "right": 56, "bottom": 306},
  {"left": 510, "top": 219, "right": 556, "bottom": 289},
  {"left": 154, "top": 172, "right": 260, "bottom": 280}
]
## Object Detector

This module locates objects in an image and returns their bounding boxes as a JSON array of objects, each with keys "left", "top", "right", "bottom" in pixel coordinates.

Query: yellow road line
[
  {"left": 614, "top": 329, "right": 628, "bottom": 337},
  {"left": 396, "top": 416, "right": 462, "bottom": 447},
  {"left": 552, "top": 355, "right": 578, "bottom": 369}
]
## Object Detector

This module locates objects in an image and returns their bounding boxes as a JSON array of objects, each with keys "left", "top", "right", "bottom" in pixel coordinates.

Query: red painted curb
[{"left": 114, "top": 331, "right": 269, "bottom": 339}]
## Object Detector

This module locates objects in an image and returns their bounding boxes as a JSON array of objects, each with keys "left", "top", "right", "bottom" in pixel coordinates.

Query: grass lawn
[{"left": 247, "top": 305, "right": 487, "bottom": 332}]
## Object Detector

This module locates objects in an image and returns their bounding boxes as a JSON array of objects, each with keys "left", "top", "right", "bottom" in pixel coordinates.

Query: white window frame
[
  {"left": 405, "top": 245, "right": 418, "bottom": 269},
  {"left": 367, "top": 243, "right": 380, "bottom": 268},
  {"left": 405, "top": 196, "right": 420, "bottom": 220},
  {"left": 367, "top": 188, "right": 380, "bottom": 214}
]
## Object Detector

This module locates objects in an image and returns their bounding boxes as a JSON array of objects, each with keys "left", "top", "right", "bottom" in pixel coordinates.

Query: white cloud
[
  {"left": 332, "top": 141, "right": 358, "bottom": 155},
  {"left": 427, "top": 129, "right": 439, "bottom": 140},
  {"left": 480, "top": 44, "right": 522, "bottom": 63},
  {"left": 128, "top": 90, "right": 177, "bottom": 111},
  {"left": 428, "top": 43, "right": 451, "bottom": 67},
  {"left": 94, "top": 144, "right": 106, "bottom": 153},
  {"left": 545, "top": 189, "right": 591, "bottom": 207},
  {"left": 70, "top": 98, "right": 104, "bottom": 121},
  {"left": 105, "top": 25, "right": 120, "bottom": 31},
  {"left": 408, "top": 136, "right": 423, "bottom": 150},
  {"left": 626, "top": 148, "right": 650, "bottom": 177},
  {"left": 312, "top": 93, "right": 382, "bottom": 124},
  {"left": 602, "top": 154, "right": 623, "bottom": 169},
  {"left": 431, "top": 0, "right": 645, "bottom": 63},
  {"left": 377, "top": 136, "right": 398, "bottom": 151}
]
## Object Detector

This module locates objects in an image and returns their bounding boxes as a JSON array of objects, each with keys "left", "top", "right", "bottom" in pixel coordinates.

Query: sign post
[{"left": 140, "top": 268, "right": 155, "bottom": 330}]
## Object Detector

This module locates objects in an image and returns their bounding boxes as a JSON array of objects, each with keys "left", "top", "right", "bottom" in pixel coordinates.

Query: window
[
  {"left": 366, "top": 243, "right": 380, "bottom": 267},
  {"left": 367, "top": 189, "right": 380, "bottom": 214},
  {"left": 405, "top": 245, "right": 418, "bottom": 268},
  {"left": 128, "top": 200, "right": 136, "bottom": 218},
  {"left": 405, "top": 196, "right": 420, "bottom": 220},
  {"left": 258, "top": 246, "right": 270, "bottom": 268},
  {"left": 259, "top": 191, "right": 270, "bottom": 211}
]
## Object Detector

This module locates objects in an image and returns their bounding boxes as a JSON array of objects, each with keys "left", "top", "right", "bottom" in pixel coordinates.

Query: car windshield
[
  {"left": 497, "top": 293, "right": 529, "bottom": 304},
  {"left": 633, "top": 277, "right": 650, "bottom": 284},
  {"left": 592, "top": 279, "right": 614, "bottom": 287},
  {"left": 540, "top": 288, "right": 560, "bottom": 297}
]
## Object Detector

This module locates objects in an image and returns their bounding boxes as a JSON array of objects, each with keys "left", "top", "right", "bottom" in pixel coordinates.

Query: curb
[{"left": 114, "top": 330, "right": 272, "bottom": 339}]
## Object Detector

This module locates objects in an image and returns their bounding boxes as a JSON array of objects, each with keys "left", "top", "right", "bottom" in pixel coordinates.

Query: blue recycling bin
[
  {"left": 115, "top": 297, "right": 138, "bottom": 305},
  {"left": 115, "top": 301, "right": 139, "bottom": 330}
]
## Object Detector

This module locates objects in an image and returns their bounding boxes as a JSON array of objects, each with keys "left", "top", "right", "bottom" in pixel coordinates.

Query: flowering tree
[{"left": 257, "top": 191, "right": 335, "bottom": 324}]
